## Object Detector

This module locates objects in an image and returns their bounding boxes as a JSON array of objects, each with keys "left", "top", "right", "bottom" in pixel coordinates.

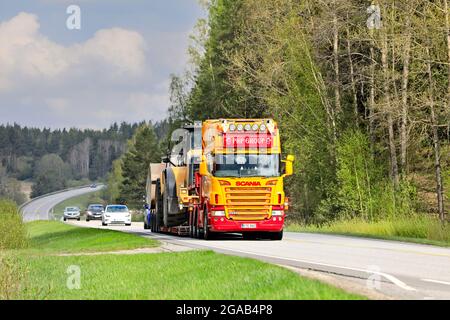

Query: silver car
[{"left": 63, "top": 207, "right": 81, "bottom": 221}]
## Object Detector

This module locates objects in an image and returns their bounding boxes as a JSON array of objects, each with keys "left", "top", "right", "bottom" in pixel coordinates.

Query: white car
[
  {"left": 102, "top": 205, "right": 132, "bottom": 226},
  {"left": 63, "top": 207, "right": 81, "bottom": 221}
]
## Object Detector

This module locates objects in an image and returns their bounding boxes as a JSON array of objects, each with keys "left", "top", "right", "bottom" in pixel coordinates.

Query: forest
[
  {"left": 0, "top": 122, "right": 168, "bottom": 203},
  {"left": 158, "top": 0, "right": 450, "bottom": 225}
]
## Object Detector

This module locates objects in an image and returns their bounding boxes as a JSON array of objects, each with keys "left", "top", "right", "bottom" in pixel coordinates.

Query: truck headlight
[
  {"left": 272, "top": 210, "right": 284, "bottom": 216},
  {"left": 211, "top": 211, "right": 226, "bottom": 217}
]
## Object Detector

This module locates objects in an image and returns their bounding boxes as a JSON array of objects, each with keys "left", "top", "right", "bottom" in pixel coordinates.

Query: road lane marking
[
  {"left": 422, "top": 279, "right": 450, "bottom": 287},
  {"left": 197, "top": 246, "right": 417, "bottom": 292},
  {"left": 72, "top": 222, "right": 420, "bottom": 293},
  {"left": 284, "top": 237, "right": 450, "bottom": 259}
]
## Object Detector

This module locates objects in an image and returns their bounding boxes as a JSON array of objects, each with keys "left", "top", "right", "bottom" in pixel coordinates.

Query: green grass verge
[
  {"left": 8, "top": 220, "right": 364, "bottom": 300},
  {"left": 24, "top": 251, "right": 364, "bottom": 300},
  {"left": 287, "top": 216, "right": 450, "bottom": 247},
  {"left": 25, "top": 221, "right": 159, "bottom": 254},
  {"left": 53, "top": 191, "right": 104, "bottom": 220}
]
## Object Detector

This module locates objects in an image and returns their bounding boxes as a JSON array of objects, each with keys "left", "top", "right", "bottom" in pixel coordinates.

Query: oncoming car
[
  {"left": 86, "top": 204, "right": 104, "bottom": 222},
  {"left": 102, "top": 205, "right": 131, "bottom": 226},
  {"left": 63, "top": 207, "right": 81, "bottom": 221}
]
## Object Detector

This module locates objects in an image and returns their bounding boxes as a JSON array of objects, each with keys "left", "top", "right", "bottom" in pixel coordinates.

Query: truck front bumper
[{"left": 209, "top": 216, "right": 284, "bottom": 233}]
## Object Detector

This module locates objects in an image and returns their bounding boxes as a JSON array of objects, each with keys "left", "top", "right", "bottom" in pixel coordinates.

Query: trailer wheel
[
  {"left": 154, "top": 180, "right": 164, "bottom": 232},
  {"left": 189, "top": 211, "right": 194, "bottom": 238},
  {"left": 144, "top": 214, "right": 150, "bottom": 230}
]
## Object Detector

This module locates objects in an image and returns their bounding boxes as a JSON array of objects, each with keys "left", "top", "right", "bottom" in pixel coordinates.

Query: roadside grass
[
  {"left": 52, "top": 191, "right": 104, "bottom": 220},
  {"left": 24, "top": 250, "right": 364, "bottom": 300},
  {"left": 0, "top": 200, "right": 28, "bottom": 250},
  {"left": 1, "top": 206, "right": 364, "bottom": 300},
  {"left": 287, "top": 216, "right": 450, "bottom": 247},
  {"left": 0, "top": 200, "right": 29, "bottom": 299},
  {"left": 25, "top": 221, "right": 159, "bottom": 254}
]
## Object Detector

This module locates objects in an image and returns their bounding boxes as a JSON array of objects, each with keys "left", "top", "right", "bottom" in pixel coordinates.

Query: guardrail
[{"left": 19, "top": 184, "right": 105, "bottom": 218}]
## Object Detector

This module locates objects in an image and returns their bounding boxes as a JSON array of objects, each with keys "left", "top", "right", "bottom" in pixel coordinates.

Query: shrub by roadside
[
  {"left": 287, "top": 215, "right": 450, "bottom": 246},
  {"left": 0, "top": 200, "right": 28, "bottom": 249},
  {"left": 0, "top": 200, "right": 33, "bottom": 300}
]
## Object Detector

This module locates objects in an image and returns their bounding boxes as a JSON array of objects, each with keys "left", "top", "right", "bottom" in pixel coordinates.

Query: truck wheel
[
  {"left": 270, "top": 231, "right": 283, "bottom": 241},
  {"left": 152, "top": 213, "right": 156, "bottom": 232},
  {"left": 203, "top": 209, "right": 214, "bottom": 240},
  {"left": 194, "top": 211, "right": 200, "bottom": 239},
  {"left": 243, "top": 233, "right": 258, "bottom": 240},
  {"left": 189, "top": 212, "right": 194, "bottom": 238}
]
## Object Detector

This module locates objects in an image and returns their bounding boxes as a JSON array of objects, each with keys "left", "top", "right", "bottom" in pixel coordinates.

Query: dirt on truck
[{"left": 144, "top": 119, "right": 294, "bottom": 240}]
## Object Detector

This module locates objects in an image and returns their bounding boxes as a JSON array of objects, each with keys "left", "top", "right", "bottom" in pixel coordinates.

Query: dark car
[{"left": 86, "top": 204, "right": 104, "bottom": 222}]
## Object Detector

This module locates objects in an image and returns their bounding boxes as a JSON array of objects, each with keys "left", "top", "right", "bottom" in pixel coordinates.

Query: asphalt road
[
  {"left": 22, "top": 188, "right": 450, "bottom": 300},
  {"left": 20, "top": 185, "right": 104, "bottom": 222}
]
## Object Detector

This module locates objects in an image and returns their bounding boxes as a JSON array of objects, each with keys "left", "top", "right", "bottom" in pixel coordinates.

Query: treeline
[
  {"left": 165, "top": 0, "right": 449, "bottom": 223},
  {"left": 0, "top": 122, "right": 168, "bottom": 202}
]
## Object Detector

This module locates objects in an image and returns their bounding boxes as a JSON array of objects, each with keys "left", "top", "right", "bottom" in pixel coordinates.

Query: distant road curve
[{"left": 21, "top": 185, "right": 104, "bottom": 222}]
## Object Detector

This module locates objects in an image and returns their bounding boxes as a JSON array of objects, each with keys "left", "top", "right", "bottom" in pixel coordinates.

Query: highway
[
  {"left": 20, "top": 185, "right": 104, "bottom": 222},
  {"left": 23, "top": 188, "right": 450, "bottom": 300}
]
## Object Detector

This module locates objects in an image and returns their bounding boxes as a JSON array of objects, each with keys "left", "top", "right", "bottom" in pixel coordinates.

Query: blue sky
[{"left": 0, "top": 0, "right": 205, "bottom": 129}]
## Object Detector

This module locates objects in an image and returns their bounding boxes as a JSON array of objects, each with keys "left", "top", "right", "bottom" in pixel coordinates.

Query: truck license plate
[{"left": 242, "top": 224, "right": 257, "bottom": 229}]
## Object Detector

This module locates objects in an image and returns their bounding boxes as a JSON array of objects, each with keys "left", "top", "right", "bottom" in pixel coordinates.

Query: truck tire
[
  {"left": 269, "top": 231, "right": 283, "bottom": 241},
  {"left": 194, "top": 210, "right": 200, "bottom": 239},
  {"left": 203, "top": 208, "right": 214, "bottom": 240},
  {"left": 189, "top": 211, "right": 194, "bottom": 238},
  {"left": 243, "top": 233, "right": 258, "bottom": 240}
]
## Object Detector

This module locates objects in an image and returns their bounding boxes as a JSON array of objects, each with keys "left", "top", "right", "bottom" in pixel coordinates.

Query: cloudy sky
[{"left": 0, "top": 0, "right": 205, "bottom": 129}]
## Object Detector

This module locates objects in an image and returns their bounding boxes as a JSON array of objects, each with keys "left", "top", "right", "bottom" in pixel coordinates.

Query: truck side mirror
[
  {"left": 199, "top": 161, "right": 209, "bottom": 176},
  {"left": 199, "top": 155, "right": 210, "bottom": 176},
  {"left": 283, "top": 155, "right": 295, "bottom": 177}
]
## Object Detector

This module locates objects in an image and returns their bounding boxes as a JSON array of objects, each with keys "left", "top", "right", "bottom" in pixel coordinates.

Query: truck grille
[{"left": 224, "top": 187, "right": 272, "bottom": 221}]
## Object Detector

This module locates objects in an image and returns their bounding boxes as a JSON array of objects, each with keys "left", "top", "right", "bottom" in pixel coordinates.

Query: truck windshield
[{"left": 212, "top": 154, "right": 280, "bottom": 178}]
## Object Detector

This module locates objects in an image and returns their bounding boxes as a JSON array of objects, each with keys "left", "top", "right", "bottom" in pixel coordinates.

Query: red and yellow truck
[{"left": 145, "top": 119, "right": 294, "bottom": 240}]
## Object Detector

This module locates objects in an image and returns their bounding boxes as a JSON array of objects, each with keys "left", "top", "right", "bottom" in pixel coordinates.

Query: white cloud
[
  {"left": 0, "top": 8, "right": 200, "bottom": 129},
  {"left": 0, "top": 12, "right": 147, "bottom": 92}
]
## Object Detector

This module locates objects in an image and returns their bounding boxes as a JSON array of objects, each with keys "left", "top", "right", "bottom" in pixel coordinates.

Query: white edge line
[
  {"left": 191, "top": 246, "right": 417, "bottom": 292},
  {"left": 422, "top": 279, "right": 450, "bottom": 286}
]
